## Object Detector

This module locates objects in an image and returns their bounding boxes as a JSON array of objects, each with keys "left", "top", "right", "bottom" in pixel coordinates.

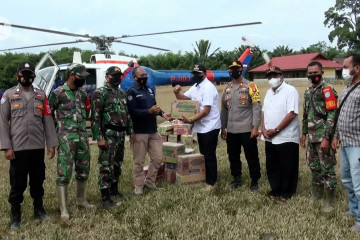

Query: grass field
[{"left": 1, "top": 80, "right": 359, "bottom": 239}]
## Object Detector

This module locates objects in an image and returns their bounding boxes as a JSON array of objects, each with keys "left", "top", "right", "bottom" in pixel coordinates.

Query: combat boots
[
  {"left": 312, "top": 183, "right": 324, "bottom": 201},
  {"left": 33, "top": 198, "right": 49, "bottom": 221},
  {"left": 76, "top": 181, "right": 95, "bottom": 209},
  {"left": 57, "top": 185, "right": 70, "bottom": 222},
  {"left": 110, "top": 181, "right": 128, "bottom": 201},
  {"left": 324, "top": 188, "right": 335, "bottom": 213},
  {"left": 101, "top": 189, "right": 117, "bottom": 209},
  {"left": 10, "top": 204, "right": 21, "bottom": 230}
]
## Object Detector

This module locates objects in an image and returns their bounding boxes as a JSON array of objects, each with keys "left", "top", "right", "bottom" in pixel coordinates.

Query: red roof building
[{"left": 249, "top": 53, "right": 343, "bottom": 81}]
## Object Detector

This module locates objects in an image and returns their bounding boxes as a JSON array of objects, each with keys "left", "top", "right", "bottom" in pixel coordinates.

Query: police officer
[
  {"left": 300, "top": 61, "right": 338, "bottom": 212},
  {"left": 127, "top": 66, "right": 171, "bottom": 195},
  {"left": 0, "top": 62, "right": 58, "bottom": 230},
  {"left": 49, "top": 63, "right": 94, "bottom": 222},
  {"left": 91, "top": 66, "right": 135, "bottom": 208},
  {"left": 220, "top": 60, "right": 262, "bottom": 191}
]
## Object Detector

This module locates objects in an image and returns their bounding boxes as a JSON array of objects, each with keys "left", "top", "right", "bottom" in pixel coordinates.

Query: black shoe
[
  {"left": 10, "top": 205, "right": 21, "bottom": 230},
  {"left": 101, "top": 189, "right": 117, "bottom": 209},
  {"left": 111, "top": 191, "right": 129, "bottom": 201},
  {"left": 228, "top": 178, "right": 242, "bottom": 189},
  {"left": 34, "top": 207, "right": 49, "bottom": 221},
  {"left": 250, "top": 181, "right": 259, "bottom": 192}
]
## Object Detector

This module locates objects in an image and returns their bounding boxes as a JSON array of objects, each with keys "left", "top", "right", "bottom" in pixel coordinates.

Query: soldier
[
  {"left": 300, "top": 61, "right": 338, "bottom": 212},
  {"left": 220, "top": 60, "right": 261, "bottom": 192},
  {"left": 0, "top": 62, "right": 58, "bottom": 230},
  {"left": 48, "top": 63, "right": 94, "bottom": 222},
  {"left": 91, "top": 66, "right": 135, "bottom": 208}
]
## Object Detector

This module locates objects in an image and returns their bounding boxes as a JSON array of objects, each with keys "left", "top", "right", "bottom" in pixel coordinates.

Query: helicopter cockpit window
[
  {"left": 83, "top": 68, "right": 97, "bottom": 99},
  {"left": 33, "top": 53, "right": 59, "bottom": 96}
]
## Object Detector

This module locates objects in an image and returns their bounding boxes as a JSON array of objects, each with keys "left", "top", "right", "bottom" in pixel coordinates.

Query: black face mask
[
  {"left": 193, "top": 75, "right": 204, "bottom": 85},
  {"left": 110, "top": 76, "right": 121, "bottom": 86},
  {"left": 138, "top": 77, "right": 148, "bottom": 86},
  {"left": 74, "top": 78, "right": 85, "bottom": 87},
  {"left": 230, "top": 71, "right": 242, "bottom": 79},
  {"left": 308, "top": 74, "right": 322, "bottom": 84},
  {"left": 17, "top": 72, "right": 34, "bottom": 87}
]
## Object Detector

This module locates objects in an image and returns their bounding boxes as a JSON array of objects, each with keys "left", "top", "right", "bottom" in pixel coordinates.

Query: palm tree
[{"left": 192, "top": 39, "right": 220, "bottom": 65}]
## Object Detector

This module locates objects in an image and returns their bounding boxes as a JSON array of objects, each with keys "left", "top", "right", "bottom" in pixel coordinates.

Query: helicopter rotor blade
[
  {"left": 118, "top": 22, "right": 262, "bottom": 39},
  {"left": 113, "top": 40, "right": 170, "bottom": 51},
  {"left": 0, "top": 40, "right": 89, "bottom": 52},
  {"left": 0, "top": 22, "right": 90, "bottom": 38}
]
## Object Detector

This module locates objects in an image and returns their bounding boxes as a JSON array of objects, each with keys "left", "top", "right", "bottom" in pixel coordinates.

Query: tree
[
  {"left": 192, "top": 39, "right": 220, "bottom": 65},
  {"left": 324, "top": 0, "right": 360, "bottom": 50},
  {"left": 270, "top": 45, "right": 294, "bottom": 57},
  {"left": 299, "top": 41, "right": 347, "bottom": 59}
]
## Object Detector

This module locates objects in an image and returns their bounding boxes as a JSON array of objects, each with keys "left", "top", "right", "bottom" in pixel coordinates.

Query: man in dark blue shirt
[{"left": 127, "top": 66, "right": 170, "bottom": 195}]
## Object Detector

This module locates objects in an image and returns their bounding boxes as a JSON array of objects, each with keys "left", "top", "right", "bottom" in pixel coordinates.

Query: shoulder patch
[
  {"left": 248, "top": 82, "right": 261, "bottom": 103},
  {"left": 1, "top": 97, "right": 6, "bottom": 104},
  {"left": 128, "top": 95, "right": 133, "bottom": 101}
]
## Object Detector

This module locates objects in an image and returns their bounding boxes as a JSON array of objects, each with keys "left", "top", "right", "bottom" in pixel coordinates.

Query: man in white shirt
[
  {"left": 261, "top": 66, "right": 300, "bottom": 204},
  {"left": 173, "top": 64, "right": 221, "bottom": 189}
]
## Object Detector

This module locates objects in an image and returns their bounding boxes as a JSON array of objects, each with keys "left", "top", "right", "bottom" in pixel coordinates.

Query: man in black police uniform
[{"left": 0, "top": 62, "right": 58, "bottom": 229}]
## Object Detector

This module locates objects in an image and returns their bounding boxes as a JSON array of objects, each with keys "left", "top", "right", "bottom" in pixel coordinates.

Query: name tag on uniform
[{"left": 136, "top": 94, "right": 143, "bottom": 97}]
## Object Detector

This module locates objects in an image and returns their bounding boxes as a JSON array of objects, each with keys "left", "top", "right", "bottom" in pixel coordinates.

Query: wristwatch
[
  {"left": 275, "top": 128, "right": 280, "bottom": 133},
  {"left": 324, "top": 135, "right": 330, "bottom": 140}
]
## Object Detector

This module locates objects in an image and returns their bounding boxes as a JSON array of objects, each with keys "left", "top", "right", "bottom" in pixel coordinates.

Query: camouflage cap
[
  {"left": 228, "top": 60, "right": 243, "bottom": 69},
  {"left": 67, "top": 63, "right": 89, "bottom": 78},
  {"left": 266, "top": 66, "right": 282, "bottom": 76}
]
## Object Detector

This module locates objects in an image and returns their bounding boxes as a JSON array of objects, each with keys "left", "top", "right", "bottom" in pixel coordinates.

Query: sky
[{"left": 0, "top": 0, "right": 337, "bottom": 58}]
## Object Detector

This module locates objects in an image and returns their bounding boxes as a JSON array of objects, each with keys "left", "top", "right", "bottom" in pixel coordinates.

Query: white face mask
[
  {"left": 342, "top": 68, "right": 354, "bottom": 82},
  {"left": 268, "top": 78, "right": 282, "bottom": 89}
]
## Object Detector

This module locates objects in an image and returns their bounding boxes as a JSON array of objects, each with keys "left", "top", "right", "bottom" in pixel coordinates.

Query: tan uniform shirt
[
  {"left": 0, "top": 85, "right": 58, "bottom": 151},
  {"left": 220, "top": 79, "right": 262, "bottom": 133}
]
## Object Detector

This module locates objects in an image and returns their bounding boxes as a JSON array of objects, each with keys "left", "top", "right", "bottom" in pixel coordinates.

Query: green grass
[{"left": 0, "top": 82, "right": 357, "bottom": 239}]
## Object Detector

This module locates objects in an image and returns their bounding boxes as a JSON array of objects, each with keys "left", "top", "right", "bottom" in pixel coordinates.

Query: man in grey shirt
[
  {"left": 220, "top": 60, "right": 261, "bottom": 191},
  {"left": 0, "top": 62, "right": 58, "bottom": 230},
  {"left": 332, "top": 54, "right": 360, "bottom": 232}
]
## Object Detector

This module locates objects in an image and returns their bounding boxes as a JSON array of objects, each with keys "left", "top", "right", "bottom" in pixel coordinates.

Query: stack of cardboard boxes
[{"left": 158, "top": 99, "right": 206, "bottom": 186}]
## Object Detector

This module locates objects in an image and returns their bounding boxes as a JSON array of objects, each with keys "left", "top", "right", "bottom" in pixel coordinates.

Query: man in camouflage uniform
[
  {"left": 300, "top": 61, "right": 338, "bottom": 212},
  {"left": 49, "top": 64, "right": 94, "bottom": 222},
  {"left": 91, "top": 66, "right": 135, "bottom": 208}
]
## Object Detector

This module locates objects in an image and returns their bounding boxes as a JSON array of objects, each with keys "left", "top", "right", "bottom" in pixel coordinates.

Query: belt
[{"left": 104, "top": 124, "right": 127, "bottom": 132}]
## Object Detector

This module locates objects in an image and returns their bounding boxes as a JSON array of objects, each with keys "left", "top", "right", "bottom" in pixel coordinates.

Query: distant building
[{"left": 249, "top": 53, "right": 343, "bottom": 81}]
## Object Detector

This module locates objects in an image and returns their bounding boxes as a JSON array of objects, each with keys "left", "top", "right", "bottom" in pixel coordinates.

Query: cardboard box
[
  {"left": 161, "top": 135, "right": 168, "bottom": 143},
  {"left": 173, "top": 123, "right": 192, "bottom": 135},
  {"left": 180, "top": 134, "right": 194, "bottom": 147},
  {"left": 162, "top": 142, "right": 185, "bottom": 164},
  {"left": 176, "top": 173, "right": 205, "bottom": 186},
  {"left": 164, "top": 163, "right": 177, "bottom": 183},
  {"left": 176, "top": 153, "right": 205, "bottom": 175},
  {"left": 171, "top": 100, "right": 200, "bottom": 119},
  {"left": 168, "top": 134, "right": 179, "bottom": 143},
  {"left": 158, "top": 123, "right": 174, "bottom": 136},
  {"left": 144, "top": 164, "right": 164, "bottom": 181}
]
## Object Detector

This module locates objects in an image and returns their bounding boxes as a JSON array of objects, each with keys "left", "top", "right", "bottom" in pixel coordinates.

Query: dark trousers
[
  {"left": 226, "top": 132, "right": 261, "bottom": 182},
  {"left": 265, "top": 141, "right": 299, "bottom": 199},
  {"left": 197, "top": 128, "right": 220, "bottom": 185},
  {"left": 8, "top": 149, "right": 45, "bottom": 206}
]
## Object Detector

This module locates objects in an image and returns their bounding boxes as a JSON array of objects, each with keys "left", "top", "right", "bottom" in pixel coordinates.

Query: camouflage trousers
[
  {"left": 98, "top": 129, "right": 125, "bottom": 190},
  {"left": 56, "top": 132, "right": 90, "bottom": 186},
  {"left": 307, "top": 142, "right": 337, "bottom": 189}
]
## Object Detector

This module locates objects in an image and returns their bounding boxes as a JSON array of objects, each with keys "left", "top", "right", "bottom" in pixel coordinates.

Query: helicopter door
[{"left": 33, "top": 53, "right": 59, "bottom": 96}]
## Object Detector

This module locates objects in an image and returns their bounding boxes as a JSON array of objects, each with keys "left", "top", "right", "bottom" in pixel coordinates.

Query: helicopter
[{"left": 0, "top": 22, "right": 262, "bottom": 96}]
